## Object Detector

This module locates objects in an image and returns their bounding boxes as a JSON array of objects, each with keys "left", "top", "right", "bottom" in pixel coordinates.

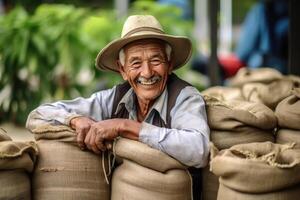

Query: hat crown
[{"left": 121, "top": 15, "right": 164, "bottom": 38}]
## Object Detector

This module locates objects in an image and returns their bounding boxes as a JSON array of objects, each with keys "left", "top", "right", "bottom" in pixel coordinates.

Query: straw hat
[{"left": 95, "top": 15, "right": 192, "bottom": 73}]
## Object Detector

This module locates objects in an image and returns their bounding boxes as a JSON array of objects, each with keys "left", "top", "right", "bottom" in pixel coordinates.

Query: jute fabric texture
[
  {"left": 111, "top": 159, "right": 192, "bottom": 200},
  {"left": 0, "top": 169, "right": 32, "bottom": 200},
  {"left": 276, "top": 129, "right": 300, "bottom": 148},
  {"left": 111, "top": 138, "right": 191, "bottom": 200},
  {"left": 242, "top": 79, "right": 299, "bottom": 110},
  {"left": 0, "top": 129, "right": 37, "bottom": 172},
  {"left": 202, "top": 127, "right": 275, "bottom": 200},
  {"left": 202, "top": 86, "right": 244, "bottom": 101},
  {"left": 211, "top": 142, "right": 300, "bottom": 194},
  {"left": 211, "top": 127, "right": 274, "bottom": 150},
  {"left": 204, "top": 96, "right": 277, "bottom": 131},
  {"left": 113, "top": 137, "right": 186, "bottom": 172},
  {"left": 217, "top": 183, "right": 300, "bottom": 200},
  {"left": 0, "top": 131, "right": 38, "bottom": 200},
  {"left": 0, "top": 128, "right": 12, "bottom": 141},
  {"left": 0, "top": 140, "right": 37, "bottom": 172},
  {"left": 229, "top": 67, "right": 282, "bottom": 87},
  {"left": 31, "top": 124, "right": 77, "bottom": 142},
  {"left": 31, "top": 125, "right": 110, "bottom": 200},
  {"left": 33, "top": 140, "right": 110, "bottom": 200},
  {"left": 275, "top": 88, "right": 300, "bottom": 130}
]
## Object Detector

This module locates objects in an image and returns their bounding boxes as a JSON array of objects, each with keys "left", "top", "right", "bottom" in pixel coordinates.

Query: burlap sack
[
  {"left": 217, "top": 183, "right": 300, "bottom": 200},
  {"left": 0, "top": 140, "right": 37, "bottom": 172},
  {"left": 211, "top": 127, "right": 275, "bottom": 150},
  {"left": 0, "top": 170, "right": 32, "bottom": 200},
  {"left": 242, "top": 79, "right": 298, "bottom": 110},
  {"left": 33, "top": 140, "right": 110, "bottom": 200},
  {"left": 229, "top": 67, "right": 282, "bottom": 87},
  {"left": 31, "top": 124, "right": 77, "bottom": 142},
  {"left": 276, "top": 129, "right": 300, "bottom": 148},
  {"left": 241, "top": 82, "right": 265, "bottom": 104},
  {"left": 204, "top": 96, "right": 277, "bottom": 131},
  {"left": 0, "top": 132, "right": 38, "bottom": 200},
  {"left": 112, "top": 138, "right": 191, "bottom": 200},
  {"left": 211, "top": 142, "right": 300, "bottom": 193},
  {"left": 111, "top": 159, "right": 191, "bottom": 200},
  {"left": 31, "top": 124, "right": 110, "bottom": 200},
  {"left": 0, "top": 128, "right": 12, "bottom": 141},
  {"left": 114, "top": 138, "right": 186, "bottom": 172},
  {"left": 202, "top": 86, "right": 244, "bottom": 101},
  {"left": 275, "top": 88, "right": 300, "bottom": 130},
  {"left": 285, "top": 74, "right": 300, "bottom": 84}
]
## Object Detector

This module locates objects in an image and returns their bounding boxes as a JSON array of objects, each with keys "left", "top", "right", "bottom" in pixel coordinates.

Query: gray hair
[{"left": 118, "top": 43, "right": 172, "bottom": 66}]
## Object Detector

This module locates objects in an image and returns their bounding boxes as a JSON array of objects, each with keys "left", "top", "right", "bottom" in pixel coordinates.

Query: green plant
[{"left": 0, "top": 5, "right": 91, "bottom": 124}]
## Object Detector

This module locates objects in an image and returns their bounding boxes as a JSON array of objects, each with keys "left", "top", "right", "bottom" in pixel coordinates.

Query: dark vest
[{"left": 111, "top": 73, "right": 201, "bottom": 200}]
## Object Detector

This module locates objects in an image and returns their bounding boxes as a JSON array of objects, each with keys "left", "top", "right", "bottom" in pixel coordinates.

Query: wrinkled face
[{"left": 118, "top": 39, "right": 173, "bottom": 103}]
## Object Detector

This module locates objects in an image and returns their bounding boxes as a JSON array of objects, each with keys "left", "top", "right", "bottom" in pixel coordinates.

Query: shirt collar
[{"left": 115, "top": 86, "right": 168, "bottom": 124}]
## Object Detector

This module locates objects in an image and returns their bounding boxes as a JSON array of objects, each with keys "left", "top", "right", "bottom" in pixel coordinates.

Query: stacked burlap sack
[
  {"left": 229, "top": 67, "right": 283, "bottom": 87},
  {"left": 201, "top": 95, "right": 276, "bottom": 200},
  {"left": 229, "top": 67, "right": 300, "bottom": 110},
  {"left": 202, "top": 86, "right": 244, "bottom": 101},
  {"left": 275, "top": 88, "right": 300, "bottom": 148},
  {"left": 30, "top": 124, "right": 110, "bottom": 200},
  {"left": 111, "top": 137, "right": 192, "bottom": 200},
  {"left": 204, "top": 95, "right": 276, "bottom": 149},
  {"left": 201, "top": 67, "right": 300, "bottom": 200},
  {"left": 211, "top": 142, "right": 300, "bottom": 200},
  {"left": 0, "top": 128, "right": 38, "bottom": 200}
]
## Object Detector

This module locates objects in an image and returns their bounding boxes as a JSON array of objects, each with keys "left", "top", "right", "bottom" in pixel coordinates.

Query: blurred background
[{"left": 0, "top": 0, "right": 299, "bottom": 129}]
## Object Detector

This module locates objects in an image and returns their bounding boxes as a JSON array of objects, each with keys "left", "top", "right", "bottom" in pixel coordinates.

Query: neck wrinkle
[{"left": 137, "top": 98, "right": 154, "bottom": 121}]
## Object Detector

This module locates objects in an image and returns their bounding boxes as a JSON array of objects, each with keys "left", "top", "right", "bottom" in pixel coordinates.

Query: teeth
[{"left": 137, "top": 76, "right": 161, "bottom": 85}]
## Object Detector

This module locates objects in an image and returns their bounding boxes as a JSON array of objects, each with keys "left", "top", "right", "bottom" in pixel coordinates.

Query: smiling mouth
[{"left": 136, "top": 76, "right": 162, "bottom": 85}]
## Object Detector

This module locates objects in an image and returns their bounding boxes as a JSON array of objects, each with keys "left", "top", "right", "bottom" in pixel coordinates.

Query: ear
[
  {"left": 167, "top": 60, "right": 174, "bottom": 75},
  {"left": 117, "top": 60, "right": 128, "bottom": 81}
]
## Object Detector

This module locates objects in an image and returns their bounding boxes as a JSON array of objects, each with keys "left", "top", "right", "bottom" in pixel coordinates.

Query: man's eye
[
  {"left": 131, "top": 62, "right": 141, "bottom": 68},
  {"left": 150, "top": 59, "right": 162, "bottom": 66}
]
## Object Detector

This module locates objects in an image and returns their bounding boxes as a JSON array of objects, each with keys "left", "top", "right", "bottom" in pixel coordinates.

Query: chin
[{"left": 134, "top": 84, "right": 165, "bottom": 102}]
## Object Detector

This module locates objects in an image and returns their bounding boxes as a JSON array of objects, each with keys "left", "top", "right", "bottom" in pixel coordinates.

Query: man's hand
[
  {"left": 70, "top": 116, "right": 95, "bottom": 150},
  {"left": 72, "top": 118, "right": 141, "bottom": 154},
  {"left": 84, "top": 119, "right": 121, "bottom": 154}
]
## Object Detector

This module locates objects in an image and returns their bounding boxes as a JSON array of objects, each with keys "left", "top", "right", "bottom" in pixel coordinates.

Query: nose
[{"left": 140, "top": 61, "right": 153, "bottom": 78}]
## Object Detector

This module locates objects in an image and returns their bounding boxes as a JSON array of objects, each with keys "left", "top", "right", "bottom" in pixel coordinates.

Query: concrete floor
[{"left": 0, "top": 123, "right": 34, "bottom": 141}]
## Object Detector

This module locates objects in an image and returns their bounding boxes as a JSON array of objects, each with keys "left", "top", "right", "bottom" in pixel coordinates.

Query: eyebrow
[
  {"left": 127, "top": 52, "right": 165, "bottom": 63},
  {"left": 149, "top": 53, "right": 164, "bottom": 60},
  {"left": 128, "top": 56, "right": 141, "bottom": 63}
]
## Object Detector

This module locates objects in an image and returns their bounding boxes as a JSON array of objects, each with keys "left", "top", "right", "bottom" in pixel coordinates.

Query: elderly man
[{"left": 26, "top": 15, "right": 210, "bottom": 199}]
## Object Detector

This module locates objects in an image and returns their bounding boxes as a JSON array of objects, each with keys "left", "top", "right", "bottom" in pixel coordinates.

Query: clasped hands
[{"left": 70, "top": 117, "right": 121, "bottom": 154}]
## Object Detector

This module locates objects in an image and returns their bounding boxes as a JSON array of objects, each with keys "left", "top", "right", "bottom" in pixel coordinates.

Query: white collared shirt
[{"left": 26, "top": 85, "right": 210, "bottom": 168}]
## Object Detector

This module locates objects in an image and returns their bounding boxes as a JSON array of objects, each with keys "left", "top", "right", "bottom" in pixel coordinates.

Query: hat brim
[{"left": 95, "top": 31, "right": 192, "bottom": 73}]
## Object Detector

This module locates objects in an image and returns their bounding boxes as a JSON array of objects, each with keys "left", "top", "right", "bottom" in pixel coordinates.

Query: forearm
[
  {"left": 118, "top": 119, "right": 141, "bottom": 140},
  {"left": 139, "top": 122, "right": 210, "bottom": 168},
  {"left": 26, "top": 88, "right": 116, "bottom": 132},
  {"left": 26, "top": 105, "right": 81, "bottom": 131}
]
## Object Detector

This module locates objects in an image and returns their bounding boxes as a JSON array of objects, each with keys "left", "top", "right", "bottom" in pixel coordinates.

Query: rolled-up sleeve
[
  {"left": 26, "top": 87, "right": 116, "bottom": 131},
  {"left": 139, "top": 86, "right": 210, "bottom": 168}
]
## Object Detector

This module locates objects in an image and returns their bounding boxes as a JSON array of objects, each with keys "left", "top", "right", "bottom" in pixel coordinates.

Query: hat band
[{"left": 122, "top": 27, "right": 165, "bottom": 38}]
